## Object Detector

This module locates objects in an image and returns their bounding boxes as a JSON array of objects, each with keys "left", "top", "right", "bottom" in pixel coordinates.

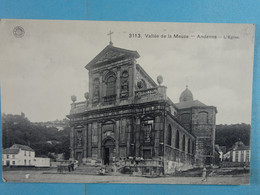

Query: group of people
[
  {"left": 57, "top": 160, "right": 78, "bottom": 173},
  {"left": 68, "top": 162, "right": 75, "bottom": 172},
  {"left": 99, "top": 167, "right": 106, "bottom": 175}
]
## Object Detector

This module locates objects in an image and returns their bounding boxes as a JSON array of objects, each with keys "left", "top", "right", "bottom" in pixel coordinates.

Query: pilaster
[
  {"left": 87, "top": 123, "right": 92, "bottom": 158},
  {"left": 115, "top": 120, "right": 120, "bottom": 158},
  {"left": 97, "top": 122, "right": 102, "bottom": 158},
  {"left": 135, "top": 117, "right": 141, "bottom": 157},
  {"left": 82, "top": 125, "right": 87, "bottom": 163},
  {"left": 70, "top": 127, "right": 75, "bottom": 160}
]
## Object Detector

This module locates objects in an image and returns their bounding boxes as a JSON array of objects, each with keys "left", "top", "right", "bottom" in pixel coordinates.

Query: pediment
[
  {"left": 95, "top": 50, "right": 125, "bottom": 64},
  {"left": 85, "top": 45, "right": 140, "bottom": 70}
]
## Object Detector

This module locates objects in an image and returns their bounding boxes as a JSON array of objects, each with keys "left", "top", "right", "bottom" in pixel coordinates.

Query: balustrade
[
  {"left": 103, "top": 94, "right": 117, "bottom": 103},
  {"left": 135, "top": 87, "right": 158, "bottom": 98}
]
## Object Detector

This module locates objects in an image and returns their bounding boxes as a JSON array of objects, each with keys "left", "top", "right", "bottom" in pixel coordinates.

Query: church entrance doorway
[
  {"left": 76, "top": 151, "right": 83, "bottom": 164},
  {"left": 103, "top": 138, "right": 115, "bottom": 165}
]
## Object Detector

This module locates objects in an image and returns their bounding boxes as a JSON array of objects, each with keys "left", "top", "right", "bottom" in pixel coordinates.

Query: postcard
[{"left": 0, "top": 19, "right": 254, "bottom": 184}]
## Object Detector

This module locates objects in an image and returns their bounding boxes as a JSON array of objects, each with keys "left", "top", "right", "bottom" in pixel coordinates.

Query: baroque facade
[{"left": 67, "top": 43, "right": 217, "bottom": 173}]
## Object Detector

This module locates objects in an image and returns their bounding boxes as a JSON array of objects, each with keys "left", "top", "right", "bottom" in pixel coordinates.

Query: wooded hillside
[
  {"left": 2, "top": 113, "right": 70, "bottom": 159},
  {"left": 215, "top": 123, "right": 251, "bottom": 150}
]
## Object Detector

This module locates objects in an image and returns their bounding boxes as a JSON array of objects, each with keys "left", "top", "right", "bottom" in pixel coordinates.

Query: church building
[{"left": 67, "top": 41, "right": 217, "bottom": 174}]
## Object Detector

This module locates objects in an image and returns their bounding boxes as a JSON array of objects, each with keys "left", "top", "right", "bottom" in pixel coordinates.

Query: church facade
[{"left": 67, "top": 42, "right": 217, "bottom": 174}]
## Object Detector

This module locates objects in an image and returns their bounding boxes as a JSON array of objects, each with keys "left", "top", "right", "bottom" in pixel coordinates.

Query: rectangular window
[
  {"left": 12, "top": 155, "right": 15, "bottom": 158},
  {"left": 24, "top": 160, "right": 26, "bottom": 165},
  {"left": 246, "top": 150, "right": 250, "bottom": 161},
  {"left": 24, "top": 151, "right": 26, "bottom": 156},
  {"left": 241, "top": 150, "right": 244, "bottom": 162},
  {"left": 29, "top": 152, "right": 31, "bottom": 157},
  {"left": 7, "top": 155, "right": 9, "bottom": 159},
  {"left": 12, "top": 161, "right": 15, "bottom": 165}
]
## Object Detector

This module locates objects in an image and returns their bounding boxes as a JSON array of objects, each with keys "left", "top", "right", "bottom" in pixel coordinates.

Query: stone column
[
  {"left": 87, "top": 123, "right": 92, "bottom": 158},
  {"left": 97, "top": 122, "right": 102, "bottom": 159},
  {"left": 70, "top": 127, "right": 75, "bottom": 160},
  {"left": 89, "top": 72, "right": 93, "bottom": 107},
  {"left": 154, "top": 116, "right": 161, "bottom": 158},
  {"left": 115, "top": 120, "right": 120, "bottom": 159},
  {"left": 82, "top": 125, "right": 87, "bottom": 164},
  {"left": 116, "top": 68, "right": 121, "bottom": 103},
  {"left": 135, "top": 117, "right": 141, "bottom": 157},
  {"left": 128, "top": 66, "right": 133, "bottom": 97},
  {"left": 99, "top": 74, "right": 103, "bottom": 103},
  {"left": 126, "top": 119, "right": 131, "bottom": 157}
]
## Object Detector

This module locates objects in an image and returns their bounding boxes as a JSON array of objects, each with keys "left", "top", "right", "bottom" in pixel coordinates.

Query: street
[{"left": 2, "top": 170, "right": 250, "bottom": 185}]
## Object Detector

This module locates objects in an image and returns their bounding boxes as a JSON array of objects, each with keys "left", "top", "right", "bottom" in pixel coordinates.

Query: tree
[{"left": 215, "top": 123, "right": 250, "bottom": 150}]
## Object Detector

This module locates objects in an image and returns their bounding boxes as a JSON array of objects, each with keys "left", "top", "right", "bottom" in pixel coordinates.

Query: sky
[{"left": 0, "top": 19, "right": 254, "bottom": 124}]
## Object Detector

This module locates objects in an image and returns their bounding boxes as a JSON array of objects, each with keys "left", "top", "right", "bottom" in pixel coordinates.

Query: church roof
[
  {"left": 175, "top": 100, "right": 207, "bottom": 109},
  {"left": 176, "top": 86, "right": 217, "bottom": 112},
  {"left": 179, "top": 86, "right": 194, "bottom": 102},
  {"left": 3, "top": 148, "right": 20, "bottom": 154},
  {"left": 85, "top": 44, "right": 140, "bottom": 70}
]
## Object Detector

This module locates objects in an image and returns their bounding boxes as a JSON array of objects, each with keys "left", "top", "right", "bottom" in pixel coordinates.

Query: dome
[{"left": 179, "top": 86, "right": 194, "bottom": 102}]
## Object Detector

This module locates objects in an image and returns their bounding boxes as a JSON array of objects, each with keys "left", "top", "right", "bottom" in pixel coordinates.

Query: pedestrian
[
  {"left": 71, "top": 162, "right": 74, "bottom": 171},
  {"left": 202, "top": 166, "right": 207, "bottom": 182}
]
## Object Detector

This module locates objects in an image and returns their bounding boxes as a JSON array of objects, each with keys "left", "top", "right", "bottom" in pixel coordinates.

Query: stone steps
[{"left": 74, "top": 164, "right": 116, "bottom": 175}]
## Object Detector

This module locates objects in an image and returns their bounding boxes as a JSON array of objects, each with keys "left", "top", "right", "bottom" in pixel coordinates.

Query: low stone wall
[
  {"left": 164, "top": 160, "right": 193, "bottom": 174},
  {"left": 83, "top": 158, "right": 102, "bottom": 166},
  {"left": 164, "top": 145, "right": 195, "bottom": 174},
  {"left": 220, "top": 161, "right": 250, "bottom": 167}
]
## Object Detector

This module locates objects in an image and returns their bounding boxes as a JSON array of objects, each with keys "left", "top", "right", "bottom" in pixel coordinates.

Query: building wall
[
  {"left": 69, "top": 45, "right": 217, "bottom": 171},
  {"left": 88, "top": 58, "right": 135, "bottom": 107},
  {"left": 70, "top": 103, "right": 165, "bottom": 164},
  {"left": 231, "top": 150, "right": 250, "bottom": 163},
  {"left": 163, "top": 114, "right": 195, "bottom": 174},
  {"left": 33, "top": 157, "right": 51, "bottom": 167},
  {"left": 2, "top": 150, "right": 35, "bottom": 166},
  {"left": 177, "top": 107, "right": 216, "bottom": 166}
]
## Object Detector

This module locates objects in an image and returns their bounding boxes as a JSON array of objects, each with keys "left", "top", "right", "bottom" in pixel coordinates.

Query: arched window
[
  {"left": 188, "top": 139, "right": 191, "bottom": 153},
  {"left": 106, "top": 76, "right": 116, "bottom": 97},
  {"left": 182, "top": 135, "right": 186, "bottom": 152},
  {"left": 175, "top": 130, "right": 179, "bottom": 149},
  {"left": 167, "top": 125, "right": 172, "bottom": 146},
  {"left": 198, "top": 111, "right": 208, "bottom": 124}
]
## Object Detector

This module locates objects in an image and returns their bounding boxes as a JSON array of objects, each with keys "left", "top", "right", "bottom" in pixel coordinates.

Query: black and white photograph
[{"left": 0, "top": 19, "right": 254, "bottom": 184}]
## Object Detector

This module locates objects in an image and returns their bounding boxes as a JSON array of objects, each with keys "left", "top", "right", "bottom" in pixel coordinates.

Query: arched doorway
[{"left": 103, "top": 138, "right": 115, "bottom": 165}]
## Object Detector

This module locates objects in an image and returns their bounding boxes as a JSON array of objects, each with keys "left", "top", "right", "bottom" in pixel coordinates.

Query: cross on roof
[{"left": 107, "top": 30, "right": 114, "bottom": 46}]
